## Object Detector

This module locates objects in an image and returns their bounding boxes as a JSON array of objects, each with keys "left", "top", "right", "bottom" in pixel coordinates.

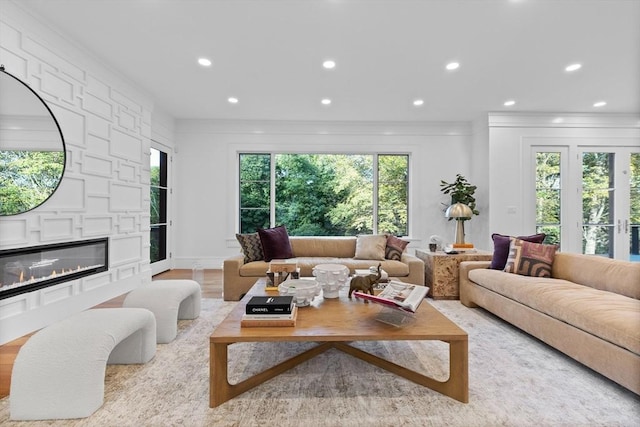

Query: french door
[
  {"left": 579, "top": 147, "right": 639, "bottom": 261},
  {"left": 533, "top": 145, "right": 639, "bottom": 261},
  {"left": 150, "top": 145, "right": 171, "bottom": 274}
]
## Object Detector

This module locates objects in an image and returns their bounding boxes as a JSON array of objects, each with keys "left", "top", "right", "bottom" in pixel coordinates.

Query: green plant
[{"left": 439, "top": 174, "right": 479, "bottom": 218}]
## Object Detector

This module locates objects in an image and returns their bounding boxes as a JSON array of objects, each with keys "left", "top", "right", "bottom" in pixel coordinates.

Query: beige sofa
[
  {"left": 460, "top": 252, "right": 640, "bottom": 395},
  {"left": 223, "top": 236, "right": 425, "bottom": 301}
]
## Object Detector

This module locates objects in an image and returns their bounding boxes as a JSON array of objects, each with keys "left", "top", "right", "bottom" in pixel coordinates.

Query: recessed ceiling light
[
  {"left": 565, "top": 63, "right": 582, "bottom": 72},
  {"left": 198, "top": 58, "right": 212, "bottom": 67},
  {"left": 593, "top": 101, "right": 607, "bottom": 107},
  {"left": 552, "top": 117, "right": 564, "bottom": 124},
  {"left": 504, "top": 100, "right": 516, "bottom": 106},
  {"left": 413, "top": 99, "right": 424, "bottom": 106},
  {"left": 321, "top": 98, "right": 332, "bottom": 105},
  {"left": 228, "top": 97, "right": 238, "bottom": 104},
  {"left": 323, "top": 60, "right": 336, "bottom": 69},
  {"left": 446, "top": 62, "right": 460, "bottom": 71}
]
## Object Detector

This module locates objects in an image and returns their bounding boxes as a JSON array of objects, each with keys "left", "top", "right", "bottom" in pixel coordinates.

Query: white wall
[
  {"left": 173, "top": 120, "right": 479, "bottom": 268},
  {"left": 0, "top": 2, "right": 175, "bottom": 344}
]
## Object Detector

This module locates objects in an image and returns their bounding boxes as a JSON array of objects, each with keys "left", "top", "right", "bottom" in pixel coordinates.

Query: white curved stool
[
  {"left": 10, "top": 308, "right": 156, "bottom": 420},
  {"left": 123, "top": 280, "right": 201, "bottom": 343}
]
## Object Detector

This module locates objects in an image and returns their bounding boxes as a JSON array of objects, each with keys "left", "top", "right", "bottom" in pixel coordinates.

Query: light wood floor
[{"left": 0, "top": 269, "right": 223, "bottom": 399}]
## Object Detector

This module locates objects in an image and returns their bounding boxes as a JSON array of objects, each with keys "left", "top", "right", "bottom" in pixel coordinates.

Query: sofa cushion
[
  {"left": 468, "top": 269, "right": 640, "bottom": 355},
  {"left": 490, "top": 233, "right": 546, "bottom": 270},
  {"left": 354, "top": 234, "right": 387, "bottom": 260},
  {"left": 552, "top": 252, "right": 640, "bottom": 299},
  {"left": 235, "top": 233, "right": 264, "bottom": 263},
  {"left": 290, "top": 237, "right": 356, "bottom": 258},
  {"left": 385, "top": 235, "right": 409, "bottom": 261},
  {"left": 258, "top": 226, "right": 293, "bottom": 262},
  {"left": 504, "top": 238, "right": 557, "bottom": 277}
]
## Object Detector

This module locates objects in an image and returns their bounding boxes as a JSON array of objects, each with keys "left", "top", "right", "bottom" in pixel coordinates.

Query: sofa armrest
[
  {"left": 459, "top": 260, "right": 491, "bottom": 307},
  {"left": 401, "top": 252, "right": 425, "bottom": 286}
]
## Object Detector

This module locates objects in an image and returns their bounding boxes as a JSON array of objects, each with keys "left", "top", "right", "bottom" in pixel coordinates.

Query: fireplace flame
[
  {"left": 20, "top": 271, "right": 24, "bottom": 283},
  {"left": 51, "top": 270, "right": 57, "bottom": 277}
]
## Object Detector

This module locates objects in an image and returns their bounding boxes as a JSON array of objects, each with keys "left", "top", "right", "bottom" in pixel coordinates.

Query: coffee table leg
[{"left": 210, "top": 342, "right": 230, "bottom": 407}]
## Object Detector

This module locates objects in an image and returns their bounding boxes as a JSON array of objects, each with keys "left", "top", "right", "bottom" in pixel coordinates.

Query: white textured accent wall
[{"left": 0, "top": 3, "right": 171, "bottom": 344}]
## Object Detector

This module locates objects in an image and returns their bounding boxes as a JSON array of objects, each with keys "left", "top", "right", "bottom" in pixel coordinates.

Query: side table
[{"left": 415, "top": 249, "right": 493, "bottom": 299}]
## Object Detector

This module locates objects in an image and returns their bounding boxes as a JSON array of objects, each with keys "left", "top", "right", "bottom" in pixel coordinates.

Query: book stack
[{"left": 241, "top": 295, "right": 298, "bottom": 327}]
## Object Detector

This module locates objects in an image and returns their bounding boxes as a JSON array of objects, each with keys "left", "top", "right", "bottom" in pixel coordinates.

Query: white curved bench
[
  {"left": 123, "top": 280, "right": 201, "bottom": 343},
  {"left": 10, "top": 307, "right": 156, "bottom": 420}
]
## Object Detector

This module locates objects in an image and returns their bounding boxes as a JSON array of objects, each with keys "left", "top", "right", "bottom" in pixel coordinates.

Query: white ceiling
[{"left": 12, "top": 0, "right": 640, "bottom": 122}]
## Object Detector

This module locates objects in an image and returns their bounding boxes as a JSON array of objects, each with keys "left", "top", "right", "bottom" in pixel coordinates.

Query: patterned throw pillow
[
  {"left": 235, "top": 233, "right": 264, "bottom": 263},
  {"left": 385, "top": 235, "right": 409, "bottom": 261},
  {"left": 490, "top": 233, "right": 546, "bottom": 270},
  {"left": 503, "top": 238, "right": 557, "bottom": 277}
]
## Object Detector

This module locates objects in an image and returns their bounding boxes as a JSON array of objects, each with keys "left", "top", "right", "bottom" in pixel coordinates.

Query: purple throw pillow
[
  {"left": 490, "top": 233, "right": 546, "bottom": 270},
  {"left": 258, "top": 225, "right": 294, "bottom": 262}
]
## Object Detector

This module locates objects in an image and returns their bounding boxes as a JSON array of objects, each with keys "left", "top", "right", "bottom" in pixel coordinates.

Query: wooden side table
[{"left": 415, "top": 249, "right": 493, "bottom": 300}]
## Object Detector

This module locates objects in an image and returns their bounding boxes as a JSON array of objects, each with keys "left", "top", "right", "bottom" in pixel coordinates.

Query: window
[
  {"left": 239, "top": 153, "right": 409, "bottom": 236},
  {"left": 150, "top": 147, "right": 168, "bottom": 264}
]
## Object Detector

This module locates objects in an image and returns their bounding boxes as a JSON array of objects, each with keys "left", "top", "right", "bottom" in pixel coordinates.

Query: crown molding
[
  {"left": 175, "top": 119, "right": 473, "bottom": 136},
  {"left": 488, "top": 112, "right": 640, "bottom": 129}
]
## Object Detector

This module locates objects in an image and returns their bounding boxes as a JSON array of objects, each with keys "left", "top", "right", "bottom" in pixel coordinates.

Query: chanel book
[{"left": 245, "top": 295, "right": 294, "bottom": 314}]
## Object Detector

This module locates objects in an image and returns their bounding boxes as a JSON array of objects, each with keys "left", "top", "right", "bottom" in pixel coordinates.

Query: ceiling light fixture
[
  {"left": 198, "top": 58, "right": 212, "bottom": 67},
  {"left": 322, "top": 60, "right": 336, "bottom": 69},
  {"left": 228, "top": 97, "right": 238, "bottom": 104},
  {"left": 565, "top": 63, "right": 582, "bottom": 72},
  {"left": 503, "top": 100, "right": 516, "bottom": 106},
  {"left": 593, "top": 101, "right": 607, "bottom": 107},
  {"left": 446, "top": 62, "right": 460, "bottom": 71},
  {"left": 321, "top": 98, "right": 332, "bottom": 105},
  {"left": 413, "top": 99, "right": 424, "bottom": 106}
]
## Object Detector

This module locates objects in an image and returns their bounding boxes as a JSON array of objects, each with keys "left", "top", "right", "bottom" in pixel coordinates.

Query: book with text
[
  {"left": 246, "top": 295, "right": 294, "bottom": 314},
  {"left": 353, "top": 281, "right": 429, "bottom": 313}
]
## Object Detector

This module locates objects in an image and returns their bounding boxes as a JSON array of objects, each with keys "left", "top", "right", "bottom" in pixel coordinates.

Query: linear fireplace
[{"left": 0, "top": 238, "right": 109, "bottom": 300}]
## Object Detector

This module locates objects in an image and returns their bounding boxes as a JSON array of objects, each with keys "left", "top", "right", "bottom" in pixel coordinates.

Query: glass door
[
  {"left": 580, "top": 148, "right": 639, "bottom": 261},
  {"left": 150, "top": 146, "right": 171, "bottom": 274}
]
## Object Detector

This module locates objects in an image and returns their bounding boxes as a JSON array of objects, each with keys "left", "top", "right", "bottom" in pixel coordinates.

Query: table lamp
[{"left": 445, "top": 202, "right": 473, "bottom": 245}]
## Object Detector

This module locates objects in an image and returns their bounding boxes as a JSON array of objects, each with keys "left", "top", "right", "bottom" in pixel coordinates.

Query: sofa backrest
[
  {"left": 289, "top": 236, "right": 356, "bottom": 258},
  {"left": 552, "top": 252, "right": 640, "bottom": 299}
]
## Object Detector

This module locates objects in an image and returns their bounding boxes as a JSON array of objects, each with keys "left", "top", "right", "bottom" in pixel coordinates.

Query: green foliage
[
  {"left": 239, "top": 154, "right": 409, "bottom": 236},
  {"left": 0, "top": 150, "right": 64, "bottom": 215},
  {"left": 439, "top": 174, "right": 479, "bottom": 218}
]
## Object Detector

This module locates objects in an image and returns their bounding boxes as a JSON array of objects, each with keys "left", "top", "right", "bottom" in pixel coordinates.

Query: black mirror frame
[{"left": 0, "top": 65, "right": 67, "bottom": 216}]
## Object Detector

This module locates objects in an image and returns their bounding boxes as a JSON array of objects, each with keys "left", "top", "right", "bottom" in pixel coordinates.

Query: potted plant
[{"left": 439, "top": 174, "right": 479, "bottom": 219}]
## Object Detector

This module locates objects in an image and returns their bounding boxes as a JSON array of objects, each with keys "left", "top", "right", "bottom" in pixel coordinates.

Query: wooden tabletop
[{"left": 210, "top": 278, "right": 467, "bottom": 343}]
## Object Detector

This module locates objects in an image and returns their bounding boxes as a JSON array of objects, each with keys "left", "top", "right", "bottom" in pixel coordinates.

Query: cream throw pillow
[{"left": 354, "top": 234, "right": 387, "bottom": 260}]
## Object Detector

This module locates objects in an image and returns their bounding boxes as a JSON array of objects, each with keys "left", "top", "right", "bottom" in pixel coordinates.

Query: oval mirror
[{"left": 0, "top": 66, "right": 66, "bottom": 216}]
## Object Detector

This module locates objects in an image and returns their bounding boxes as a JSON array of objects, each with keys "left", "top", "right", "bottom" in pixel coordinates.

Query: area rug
[{"left": 0, "top": 298, "right": 638, "bottom": 426}]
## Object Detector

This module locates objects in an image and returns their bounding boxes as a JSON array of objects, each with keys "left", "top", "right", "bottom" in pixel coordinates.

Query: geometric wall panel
[
  {"left": 82, "top": 92, "right": 112, "bottom": 120},
  {"left": 41, "top": 282, "right": 75, "bottom": 305},
  {"left": 45, "top": 177, "right": 85, "bottom": 210},
  {"left": 110, "top": 235, "right": 142, "bottom": 266},
  {"left": 82, "top": 153, "right": 113, "bottom": 177},
  {"left": 118, "top": 215, "right": 136, "bottom": 233},
  {"left": 0, "top": 218, "right": 28, "bottom": 245},
  {"left": 82, "top": 216, "right": 113, "bottom": 236},
  {"left": 110, "top": 183, "right": 142, "bottom": 211},
  {"left": 48, "top": 104, "right": 85, "bottom": 147},
  {"left": 41, "top": 216, "right": 74, "bottom": 241},
  {"left": 41, "top": 70, "right": 74, "bottom": 103},
  {"left": 118, "top": 163, "right": 136, "bottom": 181},
  {"left": 111, "top": 128, "right": 142, "bottom": 163},
  {"left": 86, "top": 195, "right": 110, "bottom": 214}
]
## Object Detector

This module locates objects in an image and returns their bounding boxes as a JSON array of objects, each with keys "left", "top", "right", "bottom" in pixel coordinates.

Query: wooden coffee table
[{"left": 209, "top": 278, "right": 468, "bottom": 407}]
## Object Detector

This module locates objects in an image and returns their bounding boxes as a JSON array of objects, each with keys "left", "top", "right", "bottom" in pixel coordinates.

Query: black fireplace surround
[{"left": 0, "top": 238, "right": 108, "bottom": 300}]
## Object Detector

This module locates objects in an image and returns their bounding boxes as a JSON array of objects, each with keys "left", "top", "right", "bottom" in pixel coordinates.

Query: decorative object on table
[
  {"left": 445, "top": 202, "right": 474, "bottom": 246},
  {"left": 278, "top": 278, "right": 320, "bottom": 307},
  {"left": 353, "top": 280, "right": 429, "bottom": 313},
  {"left": 312, "top": 263, "right": 350, "bottom": 298},
  {"left": 241, "top": 305, "right": 298, "bottom": 327},
  {"left": 266, "top": 259, "right": 299, "bottom": 287},
  {"left": 348, "top": 263, "right": 381, "bottom": 298},
  {"left": 429, "top": 235, "right": 444, "bottom": 251},
  {"left": 440, "top": 174, "right": 479, "bottom": 247}
]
